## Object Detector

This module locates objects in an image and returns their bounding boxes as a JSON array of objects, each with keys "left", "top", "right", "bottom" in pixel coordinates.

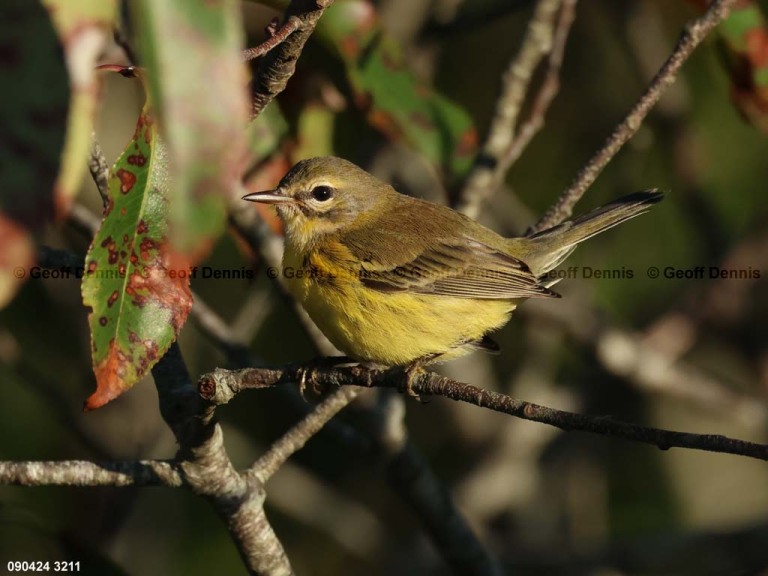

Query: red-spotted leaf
[
  {"left": 40, "top": 0, "right": 117, "bottom": 218},
  {"left": 131, "top": 0, "right": 250, "bottom": 262},
  {"left": 81, "top": 89, "right": 192, "bottom": 410},
  {"left": 316, "top": 1, "right": 478, "bottom": 185}
]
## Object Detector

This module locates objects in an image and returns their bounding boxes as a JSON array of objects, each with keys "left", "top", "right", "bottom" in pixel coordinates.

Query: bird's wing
[{"left": 343, "top": 230, "right": 558, "bottom": 300}]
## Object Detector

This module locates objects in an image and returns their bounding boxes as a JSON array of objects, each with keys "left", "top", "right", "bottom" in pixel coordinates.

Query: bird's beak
[{"left": 242, "top": 188, "right": 294, "bottom": 204}]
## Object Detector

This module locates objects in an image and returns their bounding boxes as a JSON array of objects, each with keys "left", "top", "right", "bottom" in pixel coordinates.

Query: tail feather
[{"left": 513, "top": 190, "right": 663, "bottom": 276}]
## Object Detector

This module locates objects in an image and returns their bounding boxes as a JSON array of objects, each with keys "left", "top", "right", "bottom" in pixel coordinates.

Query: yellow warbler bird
[{"left": 243, "top": 157, "right": 662, "bottom": 372}]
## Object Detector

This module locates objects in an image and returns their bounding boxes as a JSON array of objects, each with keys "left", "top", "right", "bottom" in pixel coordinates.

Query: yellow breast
[{"left": 282, "top": 241, "right": 515, "bottom": 366}]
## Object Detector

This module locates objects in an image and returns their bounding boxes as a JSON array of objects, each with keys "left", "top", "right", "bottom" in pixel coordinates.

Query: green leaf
[
  {"left": 132, "top": 0, "right": 251, "bottom": 260},
  {"left": 81, "top": 91, "right": 192, "bottom": 409},
  {"left": 40, "top": 0, "right": 117, "bottom": 216},
  {"left": 317, "top": 1, "right": 478, "bottom": 184}
]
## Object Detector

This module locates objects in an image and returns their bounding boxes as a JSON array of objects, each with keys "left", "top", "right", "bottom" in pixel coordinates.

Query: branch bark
[
  {"left": 200, "top": 363, "right": 768, "bottom": 462},
  {"left": 88, "top": 132, "right": 110, "bottom": 208},
  {"left": 250, "top": 0, "right": 336, "bottom": 118},
  {"left": 243, "top": 16, "right": 302, "bottom": 62},
  {"left": 152, "top": 343, "right": 294, "bottom": 576},
  {"left": 501, "top": 0, "right": 576, "bottom": 174},
  {"left": 0, "top": 459, "right": 181, "bottom": 487}
]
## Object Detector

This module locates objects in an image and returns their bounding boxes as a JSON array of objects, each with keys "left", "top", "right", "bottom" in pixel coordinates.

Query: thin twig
[
  {"left": 457, "top": 0, "right": 564, "bottom": 218},
  {"left": 251, "top": 0, "right": 336, "bottom": 118},
  {"left": 503, "top": 0, "right": 577, "bottom": 171},
  {"left": 250, "top": 387, "right": 362, "bottom": 483},
  {"left": 0, "top": 459, "right": 182, "bottom": 487},
  {"left": 200, "top": 364, "right": 768, "bottom": 462},
  {"left": 531, "top": 0, "right": 739, "bottom": 232},
  {"left": 243, "top": 16, "right": 302, "bottom": 62},
  {"left": 88, "top": 133, "right": 111, "bottom": 208}
]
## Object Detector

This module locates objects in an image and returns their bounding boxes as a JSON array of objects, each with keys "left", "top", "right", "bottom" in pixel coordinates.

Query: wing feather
[
  {"left": 355, "top": 237, "right": 557, "bottom": 300},
  {"left": 337, "top": 197, "right": 558, "bottom": 300}
]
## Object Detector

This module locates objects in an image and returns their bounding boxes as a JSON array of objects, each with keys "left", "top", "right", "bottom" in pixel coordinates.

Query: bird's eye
[{"left": 310, "top": 185, "right": 334, "bottom": 202}]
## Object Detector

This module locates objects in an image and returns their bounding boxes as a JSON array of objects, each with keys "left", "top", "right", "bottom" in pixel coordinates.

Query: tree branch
[
  {"left": 531, "top": 0, "right": 739, "bottom": 232},
  {"left": 0, "top": 459, "right": 181, "bottom": 487},
  {"left": 457, "top": 0, "right": 566, "bottom": 218},
  {"left": 250, "top": 386, "right": 362, "bottom": 483},
  {"left": 200, "top": 364, "right": 768, "bottom": 462},
  {"left": 501, "top": 0, "right": 576, "bottom": 173},
  {"left": 250, "top": 0, "right": 336, "bottom": 118},
  {"left": 243, "top": 16, "right": 302, "bottom": 62},
  {"left": 88, "top": 132, "right": 110, "bottom": 208},
  {"left": 152, "top": 344, "right": 293, "bottom": 576}
]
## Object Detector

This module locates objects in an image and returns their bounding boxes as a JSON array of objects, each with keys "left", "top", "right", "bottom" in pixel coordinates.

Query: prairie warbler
[{"left": 243, "top": 157, "right": 662, "bottom": 372}]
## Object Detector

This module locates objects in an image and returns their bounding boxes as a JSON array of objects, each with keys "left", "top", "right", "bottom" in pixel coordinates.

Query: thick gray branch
[{"left": 153, "top": 344, "right": 293, "bottom": 576}]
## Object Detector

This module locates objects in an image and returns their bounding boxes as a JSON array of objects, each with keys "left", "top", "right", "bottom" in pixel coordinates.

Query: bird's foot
[
  {"left": 401, "top": 364, "right": 424, "bottom": 401},
  {"left": 396, "top": 353, "right": 441, "bottom": 401},
  {"left": 297, "top": 356, "right": 356, "bottom": 399}
]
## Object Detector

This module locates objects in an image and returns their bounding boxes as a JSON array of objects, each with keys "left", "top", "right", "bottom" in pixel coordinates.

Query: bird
[{"left": 243, "top": 156, "right": 662, "bottom": 384}]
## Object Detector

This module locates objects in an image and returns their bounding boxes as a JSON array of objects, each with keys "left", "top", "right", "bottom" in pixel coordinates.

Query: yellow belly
[{"left": 283, "top": 249, "right": 515, "bottom": 366}]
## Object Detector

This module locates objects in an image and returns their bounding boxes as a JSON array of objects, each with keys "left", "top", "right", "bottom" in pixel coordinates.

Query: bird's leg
[
  {"left": 397, "top": 353, "right": 442, "bottom": 401},
  {"left": 297, "top": 356, "right": 356, "bottom": 398}
]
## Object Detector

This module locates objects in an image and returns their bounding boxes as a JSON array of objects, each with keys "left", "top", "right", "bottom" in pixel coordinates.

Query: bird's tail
[{"left": 508, "top": 190, "right": 664, "bottom": 277}]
